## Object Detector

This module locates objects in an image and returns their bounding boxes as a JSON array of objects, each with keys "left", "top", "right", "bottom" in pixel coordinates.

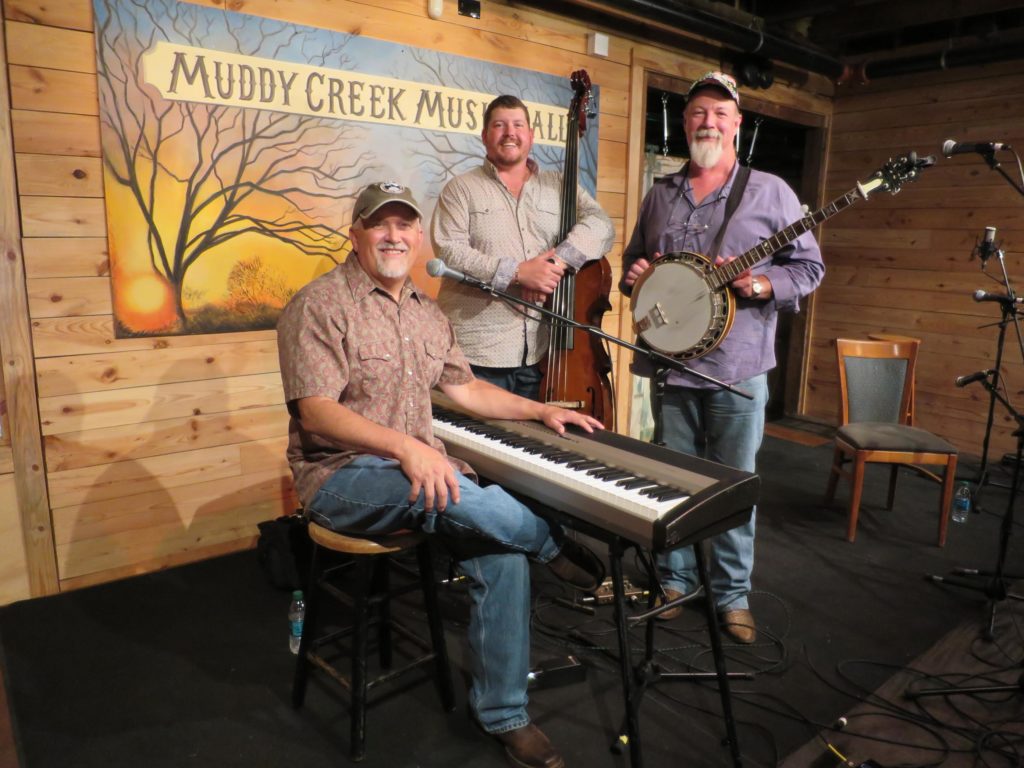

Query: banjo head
[{"left": 630, "top": 253, "right": 732, "bottom": 359}]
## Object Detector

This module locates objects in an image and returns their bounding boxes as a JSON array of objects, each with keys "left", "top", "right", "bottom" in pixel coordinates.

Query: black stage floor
[{"left": 2, "top": 434, "right": 1022, "bottom": 768}]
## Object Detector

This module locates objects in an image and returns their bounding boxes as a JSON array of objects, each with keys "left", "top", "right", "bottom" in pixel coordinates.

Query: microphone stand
[
  {"left": 929, "top": 244, "right": 1024, "bottom": 642},
  {"left": 921, "top": 362, "right": 1024, "bottom": 650},
  {"left": 969, "top": 243, "right": 1018, "bottom": 508},
  {"left": 436, "top": 272, "right": 754, "bottom": 400},
  {"left": 978, "top": 147, "right": 1024, "bottom": 198}
]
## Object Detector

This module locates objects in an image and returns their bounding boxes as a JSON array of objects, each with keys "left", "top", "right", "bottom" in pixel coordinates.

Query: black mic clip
[{"left": 972, "top": 226, "right": 1000, "bottom": 263}]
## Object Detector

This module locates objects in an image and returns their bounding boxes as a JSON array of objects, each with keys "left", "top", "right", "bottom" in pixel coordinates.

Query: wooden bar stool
[{"left": 291, "top": 522, "right": 455, "bottom": 761}]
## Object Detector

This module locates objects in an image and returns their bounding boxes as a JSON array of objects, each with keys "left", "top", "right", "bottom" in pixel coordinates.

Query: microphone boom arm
[{"left": 428, "top": 260, "right": 754, "bottom": 399}]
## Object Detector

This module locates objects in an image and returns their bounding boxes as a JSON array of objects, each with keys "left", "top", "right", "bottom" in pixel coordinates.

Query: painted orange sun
[{"left": 116, "top": 273, "right": 178, "bottom": 332}]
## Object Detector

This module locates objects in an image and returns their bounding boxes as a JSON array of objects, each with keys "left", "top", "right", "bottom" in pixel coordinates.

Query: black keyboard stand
[{"left": 607, "top": 536, "right": 748, "bottom": 768}]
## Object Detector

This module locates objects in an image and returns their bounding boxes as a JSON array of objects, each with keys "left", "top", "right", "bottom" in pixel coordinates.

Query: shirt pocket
[
  {"left": 356, "top": 340, "right": 399, "bottom": 393},
  {"left": 422, "top": 341, "right": 447, "bottom": 386},
  {"left": 530, "top": 198, "right": 561, "bottom": 248}
]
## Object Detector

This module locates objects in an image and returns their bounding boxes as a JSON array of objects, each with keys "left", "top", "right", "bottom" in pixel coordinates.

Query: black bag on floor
[{"left": 256, "top": 514, "right": 310, "bottom": 590}]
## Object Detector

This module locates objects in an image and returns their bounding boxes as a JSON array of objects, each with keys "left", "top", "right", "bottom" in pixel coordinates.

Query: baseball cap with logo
[
  {"left": 351, "top": 181, "right": 423, "bottom": 225},
  {"left": 686, "top": 71, "right": 740, "bottom": 106}
]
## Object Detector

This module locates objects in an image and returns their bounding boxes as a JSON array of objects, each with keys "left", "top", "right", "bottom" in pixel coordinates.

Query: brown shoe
[
  {"left": 654, "top": 587, "right": 686, "bottom": 621},
  {"left": 490, "top": 723, "right": 565, "bottom": 768},
  {"left": 547, "top": 538, "right": 604, "bottom": 592},
  {"left": 719, "top": 608, "right": 757, "bottom": 644}
]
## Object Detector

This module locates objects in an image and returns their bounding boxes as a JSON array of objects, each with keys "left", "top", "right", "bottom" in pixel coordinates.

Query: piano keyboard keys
[{"left": 433, "top": 406, "right": 689, "bottom": 526}]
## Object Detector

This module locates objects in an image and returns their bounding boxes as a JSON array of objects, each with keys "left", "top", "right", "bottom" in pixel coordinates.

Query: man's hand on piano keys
[
  {"left": 397, "top": 435, "right": 461, "bottom": 512},
  {"left": 540, "top": 406, "right": 603, "bottom": 436}
]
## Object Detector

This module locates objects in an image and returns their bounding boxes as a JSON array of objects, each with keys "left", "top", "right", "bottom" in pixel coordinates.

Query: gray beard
[
  {"left": 690, "top": 139, "right": 723, "bottom": 169},
  {"left": 376, "top": 257, "right": 408, "bottom": 279}
]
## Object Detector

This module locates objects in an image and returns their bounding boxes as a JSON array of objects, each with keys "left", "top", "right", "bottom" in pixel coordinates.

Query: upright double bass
[{"left": 539, "top": 70, "right": 615, "bottom": 426}]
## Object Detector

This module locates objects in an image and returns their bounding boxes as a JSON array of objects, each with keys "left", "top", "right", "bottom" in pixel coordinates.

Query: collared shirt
[
  {"left": 621, "top": 163, "right": 825, "bottom": 387},
  {"left": 431, "top": 159, "right": 614, "bottom": 367},
  {"left": 277, "top": 256, "right": 475, "bottom": 507}
]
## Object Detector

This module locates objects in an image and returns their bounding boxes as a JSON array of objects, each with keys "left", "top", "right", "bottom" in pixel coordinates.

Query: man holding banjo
[{"left": 620, "top": 71, "right": 824, "bottom": 643}]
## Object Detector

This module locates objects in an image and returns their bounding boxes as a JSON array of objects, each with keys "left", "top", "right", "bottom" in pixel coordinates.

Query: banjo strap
[{"left": 706, "top": 163, "right": 751, "bottom": 260}]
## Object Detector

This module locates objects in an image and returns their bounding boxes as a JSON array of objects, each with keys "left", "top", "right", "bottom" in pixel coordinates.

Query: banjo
[{"left": 631, "top": 152, "right": 934, "bottom": 360}]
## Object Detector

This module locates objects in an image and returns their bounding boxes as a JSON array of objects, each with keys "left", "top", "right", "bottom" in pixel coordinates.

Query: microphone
[
  {"left": 425, "top": 258, "right": 491, "bottom": 289},
  {"left": 942, "top": 138, "right": 1011, "bottom": 157},
  {"left": 975, "top": 226, "right": 998, "bottom": 262},
  {"left": 973, "top": 288, "right": 1024, "bottom": 306},
  {"left": 955, "top": 370, "right": 993, "bottom": 388}
]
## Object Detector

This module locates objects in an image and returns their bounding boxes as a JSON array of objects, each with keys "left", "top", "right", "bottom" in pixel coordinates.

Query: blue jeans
[
  {"left": 654, "top": 374, "right": 767, "bottom": 611},
  {"left": 471, "top": 363, "right": 542, "bottom": 401},
  {"left": 306, "top": 455, "right": 562, "bottom": 733}
]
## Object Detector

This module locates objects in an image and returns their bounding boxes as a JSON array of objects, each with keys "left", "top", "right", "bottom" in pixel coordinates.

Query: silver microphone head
[
  {"left": 425, "top": 258, "right": 446, "bottom": 278},
  {"left": 941, "top": 139, "right": 957, "bottom": 157}
]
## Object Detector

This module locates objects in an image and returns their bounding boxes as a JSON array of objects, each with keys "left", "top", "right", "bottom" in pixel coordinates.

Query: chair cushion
[{"left": 837, "top": 422, "right": 957, "bottom": 453}]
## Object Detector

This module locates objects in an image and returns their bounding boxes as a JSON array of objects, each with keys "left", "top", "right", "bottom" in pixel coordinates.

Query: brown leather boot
[
  {"left": 654, "top": 587, "right": 686, "bottom": 621},
  {"left": 719, "top": 608, "right": 757, "bottom": 644},
  {"left": 546, "top": 538, "right": 604, "bottom": 592},
  {"left": 490, "top": 723, "right": 565, "bottom": 768}
]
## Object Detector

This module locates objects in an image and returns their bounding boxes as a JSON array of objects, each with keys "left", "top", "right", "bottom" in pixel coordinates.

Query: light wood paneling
[
  {"left": 44, "top": 406, "right": 290, "bottom": 472},
  {"left": 0, "top": 475, "right": 32, "bottom": 603},
  {"left": 11, "top": 109, "right": 100, "bottom": 156},
  {"left": 35, "top": 340, "right": 283, "bottom": 397},
  {"left": 5, "top": 21, "right": 94, "bottom": 72},
  {"left": 38, "top": 372, "right": 286, "bottom": 435},
  {"left": 22, "top": 237, "right": 108, "bottom": 278},
  {"left": 21, "top": 196, "right": 106, "bottom": 237},
  {"left": 16, "top": 153, "right": 103, "bottom": 197},
  {"left": 27, "top": 276, "right": 112, "bottom": 318},
  {"left": 0, "top": 7, "right": 59, "bottom": 598},
  {"left": 31, "top": 316, "right": 276, "bottom": 357},
  {"left": 3, "top": 0, "right": 93, "bottom": 30},
  {"left": 9, "top": 64, "right": 98, "bottom": 114}
]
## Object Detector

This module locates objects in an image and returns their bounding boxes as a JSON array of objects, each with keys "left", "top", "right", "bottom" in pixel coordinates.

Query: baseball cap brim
[
  {"left": 687, "top": 71, "right": 740, "bottom": 105},
  {"left": 351, "top": 182, "right": 423, "bottom": 225}
]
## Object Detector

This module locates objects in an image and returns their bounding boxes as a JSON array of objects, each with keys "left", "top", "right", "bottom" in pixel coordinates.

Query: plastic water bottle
[
  {"left": 952, "top": 482, "right": 972, "bottom": 524},
  {"left": 288, "top": 589, "right": 305, "bottom": 654}
]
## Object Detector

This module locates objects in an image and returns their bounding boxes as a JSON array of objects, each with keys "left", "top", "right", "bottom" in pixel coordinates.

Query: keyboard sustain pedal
[{"left": 582, "top": 576, "right": 650, "bottom": 606}]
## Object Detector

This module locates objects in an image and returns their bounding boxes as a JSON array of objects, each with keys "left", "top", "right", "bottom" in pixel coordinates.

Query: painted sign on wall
[{"left": 93, "top": 0, "right": 599, "bottom": 336}]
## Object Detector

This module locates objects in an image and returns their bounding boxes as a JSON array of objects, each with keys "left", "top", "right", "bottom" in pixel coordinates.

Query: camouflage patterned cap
[{"left": 687, "top": 71, "right": 740, "bottom": 105}]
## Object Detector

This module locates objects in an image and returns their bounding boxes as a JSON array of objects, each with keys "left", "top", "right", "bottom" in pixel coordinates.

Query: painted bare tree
[{"left": 94, "top": 0, "right": 374, "bottom": 332}]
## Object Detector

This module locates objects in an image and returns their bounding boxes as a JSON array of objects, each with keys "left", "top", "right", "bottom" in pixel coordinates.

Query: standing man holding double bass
[
  {"left": 431, "top": 94, "right": 614, "bottom": 400},
  {"left": 620, "top": 72, "right": 824, "bottom": 643}
]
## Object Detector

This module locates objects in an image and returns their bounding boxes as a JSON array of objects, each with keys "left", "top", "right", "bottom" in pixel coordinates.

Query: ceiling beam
[{"left": 808, "top": 0, "right": 1024, "bottom": 42}]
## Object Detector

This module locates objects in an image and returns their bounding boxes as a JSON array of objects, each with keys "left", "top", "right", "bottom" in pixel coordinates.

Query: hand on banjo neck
[{"left": 624, "top": 252, "right": 772, "bottom": 300}]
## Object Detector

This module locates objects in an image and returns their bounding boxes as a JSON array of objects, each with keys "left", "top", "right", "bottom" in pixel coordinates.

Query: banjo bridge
[{"left": 634, "top": 302, "right": 668, "bottom": 334}]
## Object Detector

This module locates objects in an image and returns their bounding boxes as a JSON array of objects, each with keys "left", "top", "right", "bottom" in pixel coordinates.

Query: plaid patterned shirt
[{"left": 277, "top": 256, "right": 474, "bottom": 506}]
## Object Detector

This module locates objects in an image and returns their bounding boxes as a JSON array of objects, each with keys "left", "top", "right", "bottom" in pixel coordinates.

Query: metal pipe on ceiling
[
  {"left": 515, "top": 0, "right": 846, "bottom": 79},
  {"left": 516, "top": 0, "right": 1024, "bottom": 85}
]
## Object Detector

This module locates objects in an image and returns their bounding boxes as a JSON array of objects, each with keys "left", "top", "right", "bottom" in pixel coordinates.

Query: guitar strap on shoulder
[{"left": 706, "top": 164, "right": 751, "bottom": 260}]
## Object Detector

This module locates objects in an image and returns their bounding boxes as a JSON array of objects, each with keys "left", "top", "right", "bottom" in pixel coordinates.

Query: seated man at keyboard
[{"left": 277, "top": 180, "right": 605, "bottom": 768}]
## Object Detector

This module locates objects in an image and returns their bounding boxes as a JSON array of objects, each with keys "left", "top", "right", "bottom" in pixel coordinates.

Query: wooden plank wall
[
  {"left": 0, "top": 0, "right": 834, "bottom": 600},
  {"left": 804, "top": 60, "right": 1024, "bottom": 462}
]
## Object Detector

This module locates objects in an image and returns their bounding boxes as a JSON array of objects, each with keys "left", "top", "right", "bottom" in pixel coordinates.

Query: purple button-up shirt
[{"left": 621, "top": 163, "right": 824, "bottom": 387}]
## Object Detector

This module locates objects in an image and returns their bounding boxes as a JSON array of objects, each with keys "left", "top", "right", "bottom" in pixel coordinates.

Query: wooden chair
[
  {"left": 867, "top": 332, "right": 918, "bottom": 424},
  {"left": 824, "top": 338, "right": 958, "bottom": 545},
  {"left": 292, "top": 522, "right": 455, "bottom": 761}
]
